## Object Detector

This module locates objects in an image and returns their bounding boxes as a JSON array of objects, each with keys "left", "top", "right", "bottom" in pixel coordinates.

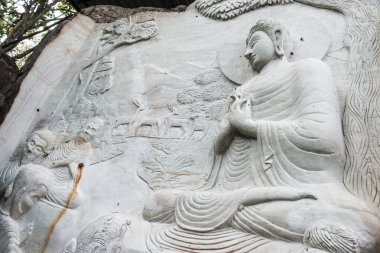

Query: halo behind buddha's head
[{"left": 247, "top": 18, "right": 293, "bottom": 58}]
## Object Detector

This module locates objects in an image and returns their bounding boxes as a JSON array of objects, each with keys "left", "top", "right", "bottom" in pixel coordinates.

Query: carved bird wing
[{"left": 195, "top": 0, "right": 294, "bottom": 20}]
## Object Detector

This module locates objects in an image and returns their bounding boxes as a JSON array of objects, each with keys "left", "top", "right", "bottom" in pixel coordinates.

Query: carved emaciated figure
[
  {"left": 0, "top": 129, "right": 56, "bottom": 197},
  {"left": 42, "top": 117, "right": 105, "bottom": 209},
  {"left": 143, "top": 19, "right": 380, "bottom": 253},
  {"left": 0, "top": 118, "right": 106, "bottom": 253}
]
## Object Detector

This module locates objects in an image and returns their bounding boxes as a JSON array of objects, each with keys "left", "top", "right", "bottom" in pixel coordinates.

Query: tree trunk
[
  {"left": 297, "top": 0, "right": 380, "bottom": 208},
  {"left": 0, "top": 49, "right": 18, "bottom": 111}
]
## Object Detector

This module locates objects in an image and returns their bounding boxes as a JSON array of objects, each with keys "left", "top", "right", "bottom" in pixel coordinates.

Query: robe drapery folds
[
  {"left": 147, "top": 59, "right": 346, "bottom": 251},
  {"left": 217, "top": 59, "right": 345, "bottom": 190}
]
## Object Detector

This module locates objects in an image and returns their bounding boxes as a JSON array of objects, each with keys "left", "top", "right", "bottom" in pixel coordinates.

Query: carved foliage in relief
[{"left": 137, "top": 66, "right": 235, "bottom": 190}]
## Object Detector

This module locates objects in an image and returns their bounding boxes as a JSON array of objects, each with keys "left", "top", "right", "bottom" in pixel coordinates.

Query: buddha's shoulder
[{"left": 292, "top": 58, "right": 332, "bottom": 76}]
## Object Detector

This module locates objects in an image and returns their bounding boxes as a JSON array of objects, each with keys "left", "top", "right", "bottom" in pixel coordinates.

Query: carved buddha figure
[
  {"left": 143, "top": 19, "right": 380, "bottom": 253},
  {"left": 214, "top": 18, "right": 346, "bottom": 189}
]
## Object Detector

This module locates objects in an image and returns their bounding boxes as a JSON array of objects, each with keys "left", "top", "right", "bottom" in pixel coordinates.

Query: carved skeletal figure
[
  {"left": 142, "top": 18, "right": 380, "bottom": 253},
  {"left": 42, "top": 117, "right": 104, "bottom": 209}
]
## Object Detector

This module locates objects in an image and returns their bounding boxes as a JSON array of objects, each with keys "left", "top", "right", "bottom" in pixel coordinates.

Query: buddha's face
[
  {"left": 22, "top": 134, "right": 48, "bottom": 164},
  {"left": 79, "top": 118, "right": 104, "bottom": 142},
  {"left": 245, "top": 31, "right": 276, "bottom": 72}
]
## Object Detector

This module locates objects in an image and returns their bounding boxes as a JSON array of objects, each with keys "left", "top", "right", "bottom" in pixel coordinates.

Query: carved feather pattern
[{"left": 195, "top": 0, "right": 294, "bottom": 20}]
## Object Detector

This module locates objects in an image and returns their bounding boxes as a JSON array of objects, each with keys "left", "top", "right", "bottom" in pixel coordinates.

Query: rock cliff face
[{"left": 0, "top": 1, "right": 379, "bottom": 253}]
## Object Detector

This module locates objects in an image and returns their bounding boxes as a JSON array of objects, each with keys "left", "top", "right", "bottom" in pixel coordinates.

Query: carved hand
[{"left": 228, "top": 96, "right": 258, "bottom": 138}]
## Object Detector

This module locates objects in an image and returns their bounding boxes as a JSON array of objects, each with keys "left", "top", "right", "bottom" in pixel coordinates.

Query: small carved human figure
[
  {"left": 21, "top": 129, "right": 56, "bottom": 165},
  {"left": 43, "top": 117, "right": 104, "bottom": 169},
  {"left": 42, "top": 117, "right": 104, "bottom": 209},
  {"left": 0, "top": 117, "right": 106, "bottom": 253},
  {"left": 142, "top": 19, "right": 380, "bottom": 253},
  {"left": 0, "top": 129, "right": 56, "bottom": 197}
]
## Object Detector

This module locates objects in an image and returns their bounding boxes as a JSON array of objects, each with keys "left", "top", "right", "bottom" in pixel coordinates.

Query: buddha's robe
[
  {"left": 147, "top": 59, "right": 348, "bottom": 252},
  {"left": 174, "top": 58, "right": 345, "bottom": 229},
  {"left": 217, "top": 58, "right": 345, "bottom": 190}
]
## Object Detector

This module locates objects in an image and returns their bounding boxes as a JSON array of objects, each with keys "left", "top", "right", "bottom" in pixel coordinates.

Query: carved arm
[{"left": 214, "top": 122, "right": 234, "bottom": 155}]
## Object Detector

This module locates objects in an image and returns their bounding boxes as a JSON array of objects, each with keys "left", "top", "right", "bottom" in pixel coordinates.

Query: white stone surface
[{"left": 0, "top": 1, "right": 379, "bottom": 253}]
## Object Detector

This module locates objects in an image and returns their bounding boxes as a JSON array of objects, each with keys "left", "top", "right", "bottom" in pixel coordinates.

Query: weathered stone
[{"left": 0, "top": 1, "right": 379, "bottom": 253}]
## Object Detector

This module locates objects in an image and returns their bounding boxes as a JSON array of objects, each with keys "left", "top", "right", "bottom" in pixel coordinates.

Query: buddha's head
[
  {"left": 22, "top": 129, "right": 56, "bottom": 164},
  {"left": 245, "top": 18, "right": 290, "bottom": 72},
  {"left": 79, "top": 117, "right": 104, "bottom": 142}
]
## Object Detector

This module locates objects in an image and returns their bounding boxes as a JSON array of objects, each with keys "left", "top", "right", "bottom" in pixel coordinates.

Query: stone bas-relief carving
[
  {"left": 62, "top": 214, "right": 131, "bottom": 253},
  {"left": 0, "top": 10, "right": 159, "bottom": 253},
  {"left": 195, "top": 0, "right": 380, "bottom": 214},
  {"left": 142, "top": 18, "right": 380, "bottom": 253},
  {"left": 0, "top": 117, "right": 107, "bottom": 252},
  {"left": 0, "top": 1, "right": 379, "bottom": 253}
]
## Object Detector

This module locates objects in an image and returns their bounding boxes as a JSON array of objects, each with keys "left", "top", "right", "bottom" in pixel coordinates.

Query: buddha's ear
[{"left": 274, "top": 29, "right": 285, "bottom": 57}]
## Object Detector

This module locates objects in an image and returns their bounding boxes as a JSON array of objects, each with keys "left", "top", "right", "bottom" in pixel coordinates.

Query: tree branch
[
  {"left": 26, "top": 0, "right": 61, "bottom": 32},
  {"left": 30, "top": 16, "right": 64, "bottom": 30},
  {"left": 2, "top": 16, "right": 70, "bottom": 52},
  {"left": 5, "top": 6, "right": 32, "bottom": 43},
  {"left": 11, "top": 45, "right": 35, "bottom": 60}
]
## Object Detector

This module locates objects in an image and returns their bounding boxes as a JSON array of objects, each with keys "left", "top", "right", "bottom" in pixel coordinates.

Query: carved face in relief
[
  {"left": 79, "top": 117, "right": 104, "bottom": 142},
  {"left": 245, "top": 31, "right": 277, "bottom": 72},
  {"left": 245, "top": 18, "right": 287, "bottom": 72},
  {"left": 22, "top": 130, "right": 56, "bottom": 164}
]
